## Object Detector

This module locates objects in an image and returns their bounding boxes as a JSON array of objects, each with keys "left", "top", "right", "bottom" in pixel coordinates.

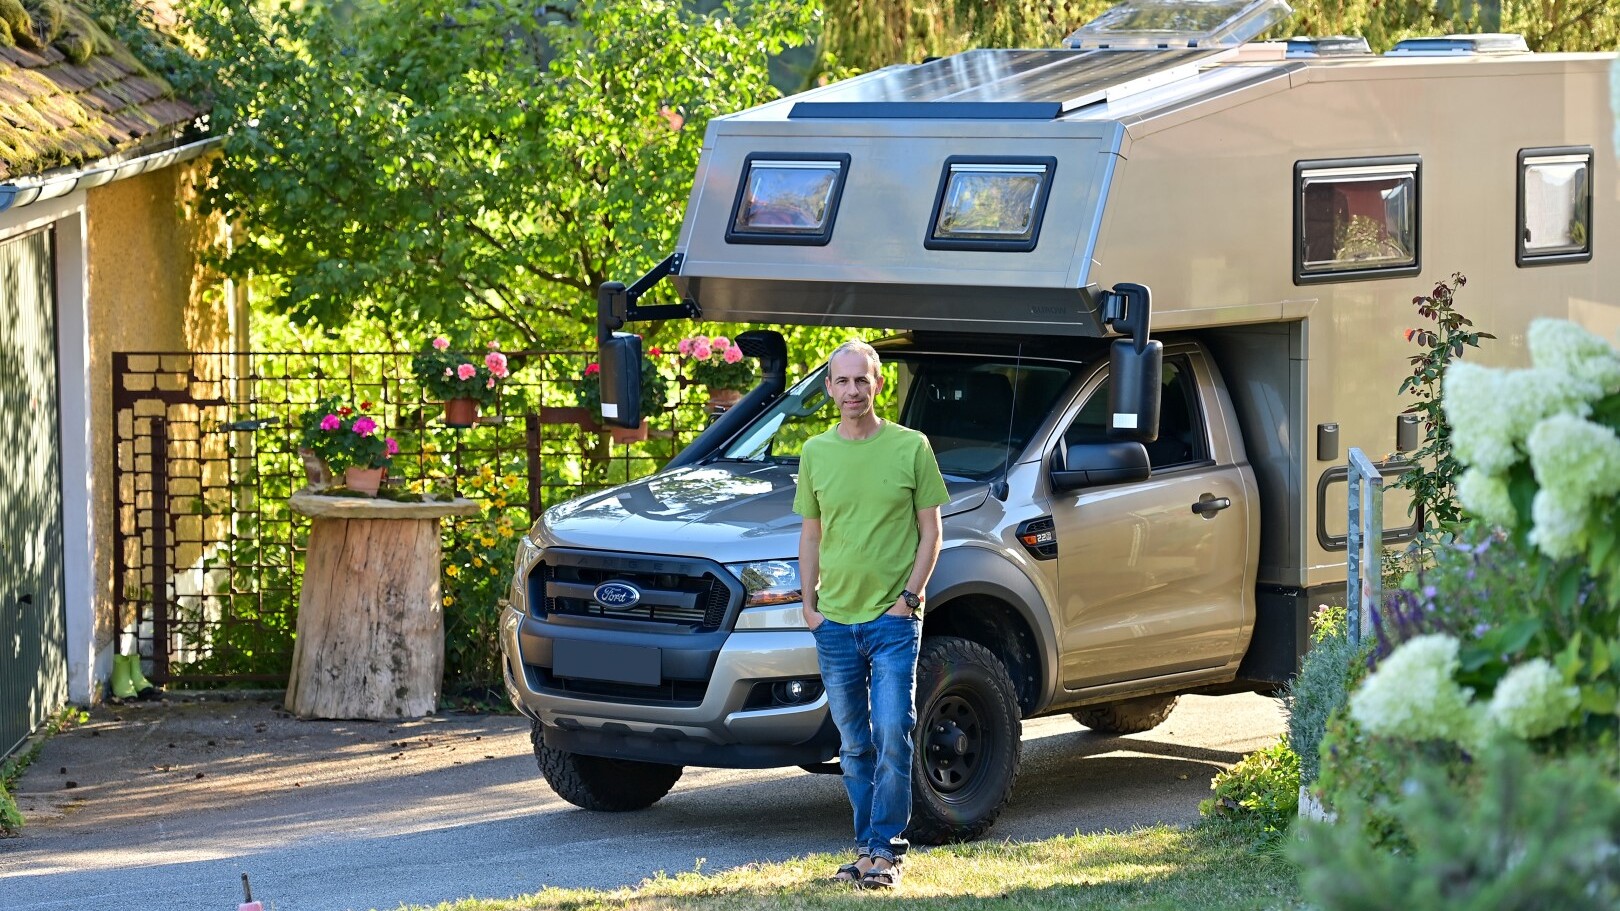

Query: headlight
[
  {"left": 509, "top": 535, "right": 544, "bottom": 610},
  {"left": 724, "top": 560, "right": 801, "bottom": 607}
]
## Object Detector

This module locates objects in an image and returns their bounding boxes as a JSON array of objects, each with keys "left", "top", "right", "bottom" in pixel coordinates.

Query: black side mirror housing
[
  {"left": 1051, "top": 440, "right": 1151, "bottom": 491},
  {"left": 1108, "top": 336, "right": 1162, "bottom": 444},
  {"left": 598, "top": 332, "right": 642, "bottom": 429}
]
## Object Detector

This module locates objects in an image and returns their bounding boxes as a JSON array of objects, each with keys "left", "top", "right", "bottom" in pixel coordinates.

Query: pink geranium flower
[
  {"left": 485, "top": 351, "right": 509, "bottom": 378},
  {"left": 432, "top": 336, "right": 450, "bottom": 350},
  {"left": 443, "top": 367, "right": 453, "bottom": 377},
  {"left": 319, "top": 414, "right": 341, "bottom": 431},
  {"left": 352, "top": 416, "right": 377, "bottom": 436},
  {"left": 692, "top": 342, "right": 712, "bottom": 360},
  {"left": 385, "top": 437, "right": 399, "bottom": 457},
  {"left": 457, "top": 363, "right": 477, "bottom": 381},
  {"left": 485, "top": 377, "right": 495, "bottom": 389},
  {"left": 677, "top": 338, "right": 693, "bottom": 356},
  {"left": 723, "top": 345, "right": 744, "bottom": 364},
  {"left": 711, "top": 336, "right": 730, "bottom": 351},
  {"left": 487, "top": 340, "right": 500, "bottom": 350}
]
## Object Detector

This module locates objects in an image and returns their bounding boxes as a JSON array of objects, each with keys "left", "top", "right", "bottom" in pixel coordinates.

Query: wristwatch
[{"left": 900, "top": 589, "right": 921, "bottom": 610}]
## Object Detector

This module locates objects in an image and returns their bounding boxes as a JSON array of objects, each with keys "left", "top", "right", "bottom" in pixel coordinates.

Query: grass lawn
[{"left": 400, "top": 823, "right": 1302, "bottom": 911}]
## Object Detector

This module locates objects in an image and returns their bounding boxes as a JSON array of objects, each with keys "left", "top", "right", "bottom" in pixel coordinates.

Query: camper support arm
[{"left": 594, "top": 254, "right": 700, "bottom": 428}]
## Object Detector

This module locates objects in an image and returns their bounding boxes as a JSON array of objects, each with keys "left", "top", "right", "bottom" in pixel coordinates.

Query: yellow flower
[
  {"left": 445, "top": 564, "right": 461, "bottom": 578},
  {"left": 479, "top": 465, "right": 495, "bottom": 480},
  {"left": 480, "top": 536, "right": 496, "bottom": 548},
  {"left": 497, "top": 526, "right": 514, "bottom": 539},
  {"left": 492, "top": 498, "right": 507, "bottom": 509},
  {"left": 502, "top": 474, "right": 518, "bottom": 487},
  {"left": 442, "top": 595, "right": 454, "bottom": 606},
  {"left": 423, "top": 442, "right": 438, "bottom": 455},
  {"left": 473, "top": 557, "right": 484, "bottom": 568}
]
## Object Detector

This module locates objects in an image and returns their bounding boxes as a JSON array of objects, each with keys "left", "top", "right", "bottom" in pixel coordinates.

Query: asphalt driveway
[{"left": 0, "top": 692, "right": 1284, "bottom": 911}]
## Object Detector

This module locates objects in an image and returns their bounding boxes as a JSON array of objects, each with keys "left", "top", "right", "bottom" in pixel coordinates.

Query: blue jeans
[{"left": 812, "top": 612, "right": 922, "bottom": 863}]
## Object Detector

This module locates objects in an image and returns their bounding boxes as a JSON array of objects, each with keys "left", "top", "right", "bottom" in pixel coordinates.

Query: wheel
[
  {"left": 530, "top": 719, "right": 682, "bottom": 811},
  {"left": 1071, "top": 694, "right": 1180, "bottom": 734},
  {"left": 908, "top": 636, "right": 1022, "bottom": 844}
]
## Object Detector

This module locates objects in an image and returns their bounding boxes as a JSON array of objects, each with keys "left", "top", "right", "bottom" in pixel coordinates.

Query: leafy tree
[{"left": 105, "top": 0, "right": 815, "bottom": 349}]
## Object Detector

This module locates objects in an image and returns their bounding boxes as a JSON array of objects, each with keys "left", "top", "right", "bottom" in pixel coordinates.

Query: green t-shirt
[{"left": 793, "top": 421, "right": 950, "bottom": 624}]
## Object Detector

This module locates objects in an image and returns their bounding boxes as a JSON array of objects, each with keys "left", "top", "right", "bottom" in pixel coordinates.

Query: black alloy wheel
[{"left": 908, "top": 636, "right": 1022, "bottom": 844}]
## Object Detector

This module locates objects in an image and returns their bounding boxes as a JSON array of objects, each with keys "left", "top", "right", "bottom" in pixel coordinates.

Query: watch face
[{"left": 902, "top": 591, "right": 920, "bottom": 608}]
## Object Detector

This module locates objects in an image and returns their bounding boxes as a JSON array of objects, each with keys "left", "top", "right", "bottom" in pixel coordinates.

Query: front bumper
[{"left": 500, "top": 601, "right": 838, "bottom": 768}]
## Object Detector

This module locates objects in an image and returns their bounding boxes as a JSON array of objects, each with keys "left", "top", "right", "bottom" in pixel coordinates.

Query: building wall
[{"left": 84, "top": 159, "right": 241, "bottom": 681}]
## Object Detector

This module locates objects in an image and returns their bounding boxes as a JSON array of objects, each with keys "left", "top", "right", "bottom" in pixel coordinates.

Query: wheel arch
[{"left": 924, "top": 548, "right": 1056, "bottom": 717}]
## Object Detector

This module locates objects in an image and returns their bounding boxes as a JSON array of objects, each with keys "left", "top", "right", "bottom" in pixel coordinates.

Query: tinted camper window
[
  {"left": 1295, "top": 157, "right": 1420, "bottom": 283},
  {"left": 1518, "top": 147, "right": 1593, "bottom": 267},
  {"left": 726, "top": 153, "right": 851, "bottom": 246}
]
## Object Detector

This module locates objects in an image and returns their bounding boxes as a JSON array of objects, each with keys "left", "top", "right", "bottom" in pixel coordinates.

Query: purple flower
[
  {"left": 319, "top": 414, "right": 341, "bottom": 431},
  {"left": 385, "top": 437, "right": 399, "bottom": 456},
  {"left": 352, "top": 416, "right": 377, "bottom": 436}
]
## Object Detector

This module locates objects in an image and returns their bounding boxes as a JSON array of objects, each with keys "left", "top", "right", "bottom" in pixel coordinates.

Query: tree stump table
[{"left": 286, "top": 490, "right": 482, "bottom": 720}]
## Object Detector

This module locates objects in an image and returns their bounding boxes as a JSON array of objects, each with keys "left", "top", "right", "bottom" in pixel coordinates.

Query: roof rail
[{"left": 1384, "top": 34, "right": 1530, "bottom": 56}]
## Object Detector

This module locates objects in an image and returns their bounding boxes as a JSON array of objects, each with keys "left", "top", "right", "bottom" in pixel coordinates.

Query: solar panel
[{"left": 789, "top": 48, "right": 1221, "bottom": 120}]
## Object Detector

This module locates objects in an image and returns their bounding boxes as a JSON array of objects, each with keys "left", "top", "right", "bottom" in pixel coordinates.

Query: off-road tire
[
  {"left": 908, "top": 636, "right": 1022, "bottom": 845},
  {"left": 1071, "top": 695, "right": 1180, "bottom": 734},
  {"left": 531, "top": 719, "right": 682, "bottom": 811}
]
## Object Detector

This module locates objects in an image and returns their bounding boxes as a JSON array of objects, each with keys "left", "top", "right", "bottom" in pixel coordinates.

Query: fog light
[{"left": 771, "top": 679, "right": 821, "bottom": 705}]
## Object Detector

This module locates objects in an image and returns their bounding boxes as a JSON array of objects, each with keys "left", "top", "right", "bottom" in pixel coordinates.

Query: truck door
[{"left": 1049, "top": 355, "right": 1251, "bottom": 688}]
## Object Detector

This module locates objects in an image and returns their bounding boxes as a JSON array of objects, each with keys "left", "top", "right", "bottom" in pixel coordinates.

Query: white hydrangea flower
[
  {"left": 1486, "top": 659, "right": 1579, "bottom": 740},
  {"left": 1350, "top": 634, "right": 1476, "bottom": 743},
  {"left": 1528, "top": 318, "right": 1620, "bottom": 397},
  {"left": 1529, "top": 488, "right": 1590, "bottom": 559},
  {"left": 1527, "top": 413, "right": 1620, "bottom": 500},
  {"left": 1445, "top": 362, "right": 1518, "bottom": 472},
  {"left": 1455, "top": 468, "right": 1517, "bottom": 528}
]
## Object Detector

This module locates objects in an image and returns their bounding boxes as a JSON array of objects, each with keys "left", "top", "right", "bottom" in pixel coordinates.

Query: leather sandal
[
  {"left": 860, "top": 858, "right": 901, "bottom": 890},
  {"left": 830, "top": 852, "right": 870, "bottom": 884}
]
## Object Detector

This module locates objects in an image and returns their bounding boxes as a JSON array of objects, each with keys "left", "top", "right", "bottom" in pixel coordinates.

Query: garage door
[{"left": 0, "top": 227, "right": 66, "bottom": 758}]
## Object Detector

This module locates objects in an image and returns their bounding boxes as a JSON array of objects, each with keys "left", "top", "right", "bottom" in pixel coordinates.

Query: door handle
[
  {"left": 17, "top": 593, "right": 32, "bottom": 605},
  {"left": 1191, "top": 495, "right": 1231, "bottom": 517}
]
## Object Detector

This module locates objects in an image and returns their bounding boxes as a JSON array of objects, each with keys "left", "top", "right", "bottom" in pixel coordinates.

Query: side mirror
[
  {"left": 1108, "top": 336, "right": 1162, "bottom": 443},
  {"left": 598, "top": 332, "right": 642, "bottom": 428},
  {"left": 1051, "top": 440, "right": 1151, "bottom": 491}
]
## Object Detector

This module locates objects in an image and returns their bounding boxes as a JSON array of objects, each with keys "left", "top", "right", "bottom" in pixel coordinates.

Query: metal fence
[{"left": 111, "top": 349, "right": 714, "bottom": 689}]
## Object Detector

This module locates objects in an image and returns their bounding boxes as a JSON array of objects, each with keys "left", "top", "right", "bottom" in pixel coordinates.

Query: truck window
[
  {"left": 1064, "top": 359, "right": 1206, "bottom": 469},
  {"left": 1294, "top": 157, "right": 1421, "bottom": 283},
  {"left": 717, "top": 352, "right": 1078, "bottom": 480},
  {"left": 1517, "top": 147, "right": 1593, "bottom": 267}
]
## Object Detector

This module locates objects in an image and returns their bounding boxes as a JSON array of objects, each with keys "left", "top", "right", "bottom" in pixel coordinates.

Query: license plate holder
[{"left": 551, "top": 640, "right": 662, "bottom": 686}]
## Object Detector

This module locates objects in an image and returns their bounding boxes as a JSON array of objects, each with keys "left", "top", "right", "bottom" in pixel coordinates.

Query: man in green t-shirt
[{"left": 793, "top": 339, "right": 950, "bottom": 890}]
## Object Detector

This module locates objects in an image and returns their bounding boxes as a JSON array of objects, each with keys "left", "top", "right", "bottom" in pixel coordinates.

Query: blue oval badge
[{"left": 593, "top": 581, "right": 642, "bottom": 608}]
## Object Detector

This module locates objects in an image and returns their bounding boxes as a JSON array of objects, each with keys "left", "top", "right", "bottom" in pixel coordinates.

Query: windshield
[{"left": 717, "top": 352, "right": 1081, "bottom": 480}]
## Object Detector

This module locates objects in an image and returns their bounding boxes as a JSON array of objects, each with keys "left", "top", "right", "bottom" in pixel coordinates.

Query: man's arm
[
  {"left": 800, "top": 517, "right": 823, "bottom": 628},
  {"left": 889, "top": 505, "right": 942, "bottom": 616}
]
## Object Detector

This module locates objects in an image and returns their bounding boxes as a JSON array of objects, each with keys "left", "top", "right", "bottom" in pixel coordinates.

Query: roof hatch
[
  {"left": 1064, "top": 0, "right": 1294, "bottom": 50},
  {"left": 1385, "top": 34, "right": 1530, "bottom": 56}
]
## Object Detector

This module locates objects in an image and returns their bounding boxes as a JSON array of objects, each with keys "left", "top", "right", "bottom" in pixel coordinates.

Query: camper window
[
  {"left": 1294, "top": 157, "right": 1421, "bottom": 283},
  {"left": 1517, "top": 147, "right": 1593, "bottom": 267},
  {"left": 726, "top": 153, "right": 851, "bottom": 246},
  {"left": 926, "top": 156, "right": 1056, "bottom": 252}
]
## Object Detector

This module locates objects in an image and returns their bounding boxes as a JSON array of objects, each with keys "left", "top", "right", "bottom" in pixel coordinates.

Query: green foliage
[
  {"left": 1392, "top": 272, "right": 1494, "bottom": 553},
  {"left": 1, "top": 706, "right": 87, "bottom": 835},
  {"left": 1295, "top": 739, "right": 1620, "bottom": 911},
  {"left": 440, "top": 464, "right": 528, "bottom": 697},
  {"left": 1316, "top": 710, "right": 1472, "bottom": 848},
  {"left": 1199, "top": 739, "right": 1299, "bottom": 834},
  {"left": 160, "top": 0, "right": 815, "bottom": 349},
  {"left": 410, "top": 339, "right": 509, "bottom": 406},
  {"left": 1285, "top": 606, "right": 1370, "bottom": 787},
  {"left": 296, "top": 397, "right": 396, "bottom": 472}
]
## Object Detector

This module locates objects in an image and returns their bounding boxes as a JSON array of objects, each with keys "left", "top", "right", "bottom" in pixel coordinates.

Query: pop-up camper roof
[{"left": 670, "top": 0, "right": 1297, "bottom": 337}]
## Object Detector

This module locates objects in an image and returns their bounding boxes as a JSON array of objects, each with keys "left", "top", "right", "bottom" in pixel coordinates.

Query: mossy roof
[{"left": 0, "top": 6, "right": 200, "bottom": 181}]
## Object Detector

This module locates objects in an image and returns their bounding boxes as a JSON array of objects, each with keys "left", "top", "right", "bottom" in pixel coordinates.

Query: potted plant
[
  {"left": 297, "top": 398, "right": 399, "bottom": 495},
  {"left": 576, "top": 349, "right": 671, "bottom": 443},
  {"left": 411, "top": 337, "right": 510, "bottom": 427},
  {"left": 676, "top": 335, "right": 753, "bottom": 410}
]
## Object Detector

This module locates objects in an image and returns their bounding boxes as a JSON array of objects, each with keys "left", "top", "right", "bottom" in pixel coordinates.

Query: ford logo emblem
[{"left": 593, "top": 581, "right": 642, "bottom": 608}]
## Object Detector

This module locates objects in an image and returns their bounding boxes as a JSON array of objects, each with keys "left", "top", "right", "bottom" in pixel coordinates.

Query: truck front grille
[{"left": 532, "top": 560, "right": 734, "bottom": 631}]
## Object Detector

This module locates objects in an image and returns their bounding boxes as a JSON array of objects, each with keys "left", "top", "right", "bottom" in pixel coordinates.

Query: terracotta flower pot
[
  {"left": 443, "top": 398, "right": 480, "bottom": 427},
  {"left": 344, "top": 466, "right": 386, "bottom": 496},
  {"left": 705, "top": 387, "right": 744, "bottom": 412},
  {"left": 609, "top": 420, "right": 651, "bottom": 444}
]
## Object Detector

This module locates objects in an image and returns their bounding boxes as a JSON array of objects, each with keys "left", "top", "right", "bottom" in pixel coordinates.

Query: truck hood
[{"left": 537, "top": 462, "right": 988, "bottom": 560}]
